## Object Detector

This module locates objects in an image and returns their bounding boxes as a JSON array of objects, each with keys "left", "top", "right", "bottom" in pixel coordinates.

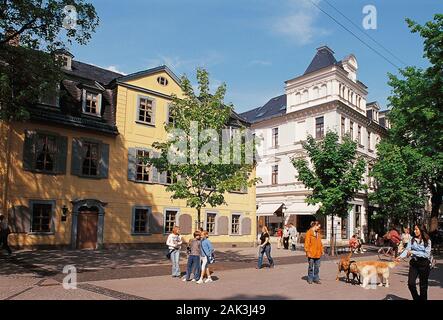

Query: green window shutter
[
  {"left": 9, "top": 205, "right": 31, "bottom": 233},
  {"left": 23, "top": 130, "right": 37, "bottom": 171},
  {"left": 71, "top": 138, "right": 83, "bottom": 176},
  {"left": 159, "top": 171, "right": 167, "bottom": 184},
  {"left": 151, "top": 151, "right": 159, "bottom": 183},
  {"left": 55, "top": 136, "right": 68, "bottom": 175},
  {"left": 99, "top": 143, "right": 110, "bottom": 179},
  {"left": 128, "top": 148, "right": 137, "bottom": 181}
]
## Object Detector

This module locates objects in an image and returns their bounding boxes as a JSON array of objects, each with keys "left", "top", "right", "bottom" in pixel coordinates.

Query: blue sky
[{"left": 68, "top": 0, "right": 441, "bottom": 113}]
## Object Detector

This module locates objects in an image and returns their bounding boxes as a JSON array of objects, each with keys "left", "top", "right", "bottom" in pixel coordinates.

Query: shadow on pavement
[{"left": 382, "top": 294, "right": 408, "bottom": 300}]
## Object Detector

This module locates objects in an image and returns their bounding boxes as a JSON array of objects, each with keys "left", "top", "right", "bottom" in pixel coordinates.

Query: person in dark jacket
[{"left": 0, "top": 215, "right": 12, "bottom": 255}]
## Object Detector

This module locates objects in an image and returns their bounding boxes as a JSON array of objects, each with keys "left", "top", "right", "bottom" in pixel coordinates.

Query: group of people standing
[
  {"left": 277, "top": 223, "right": 298, "bottom": 251},
  {"left": 166, "top": 226, "right": 215, "bottom": 284}
]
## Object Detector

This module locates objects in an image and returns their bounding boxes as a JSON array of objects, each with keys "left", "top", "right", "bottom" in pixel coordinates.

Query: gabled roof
[
  {"left": 117, "top": 65, "right": 181, "bottom": 85},
  {"left": 66, "top": 60, "right": 123, "bottom": 85},
  {"left": 304, "top": 46, "right": 338, "bottom": 75},
  {"left": 239, "top": 95, "right": 287, "bottom": 124}
]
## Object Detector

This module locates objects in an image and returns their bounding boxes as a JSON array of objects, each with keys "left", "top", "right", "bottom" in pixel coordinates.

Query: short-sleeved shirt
[{"left": 260, "top": 232, "right": 270, "bottom": 246}]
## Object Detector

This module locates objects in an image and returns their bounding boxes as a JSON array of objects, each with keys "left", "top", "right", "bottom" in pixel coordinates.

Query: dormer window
[
  {"left": 82, "top": 90, "right": 102, "bottom": 117},
  {"left": 157, "top": 76, "right": 168, "bottom": 86},
  {"left": 54, "top": 49, "right": 74, "bottom": 71}
]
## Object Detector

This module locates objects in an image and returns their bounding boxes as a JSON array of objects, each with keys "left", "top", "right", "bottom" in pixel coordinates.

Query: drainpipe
[{"left": 2, "top": 123, "right": 12, "bottom": 217}]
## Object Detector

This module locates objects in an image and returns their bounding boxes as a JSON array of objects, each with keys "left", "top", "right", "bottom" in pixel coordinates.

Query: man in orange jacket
[{"left": 304, "top": 221, "right": 323, "bottom": 284}]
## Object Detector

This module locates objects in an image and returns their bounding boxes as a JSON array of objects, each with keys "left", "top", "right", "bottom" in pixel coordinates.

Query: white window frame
[
  {"left": 136, "top": 95, "right": 156, "bottom": 126},
  {"left": 230, "top": 213, "right": 243, "bottom": 236},
  {"left": 163, "top": 208, "right": 180, "bottom": 234},
  {"left": 82, "top": 90, "right": 102, "bottom": 117},
  {"left": 205, "top": 211, "right": 218, "bottom": 235}
]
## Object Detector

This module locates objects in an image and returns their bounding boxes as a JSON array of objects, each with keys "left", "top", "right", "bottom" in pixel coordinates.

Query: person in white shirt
[
  {"left": 289, "top": 223, "right": 298, "bottom": 251},
  {"left": 282, "top": 225, "right": 290, "bottom": 250},
  {"left": 166, "top": 226, "right": 183, "bottom": 278}
]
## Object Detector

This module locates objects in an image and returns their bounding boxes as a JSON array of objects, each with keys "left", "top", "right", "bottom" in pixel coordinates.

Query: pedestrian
[
  {"left": 349, "top": 234, "right": 362, "bottom": 254},
  {"left": 282, "top": 225, "right": 290, "bottom": 250},
  {"left": 397, "top": 224, "right": 432, "bottom": 300},
  {"left": 276, "top": 227, "right": 283, "bottom": 249},
  {"left": 0, "top": 214, "right": 12, "bottom": 256},
  {"left": 304, "top": 221, "right": 323, "bottom": 284},
  {"left": 197, "top": 231, "right": 214, "bottom": 284},
  {"left": 183, "top": 231, "right": 202, "bottom": 282},
  {"left": 166, "top": 226, "right": 183, "bottom": 278},
  {"left": 400, "top": 227, "right": 411, "bottom": 253},
  {"left": 289, "top": 223, "right": 298, "bottom": 251},
  {"left": 386, "top": 226, "right": 401, "bottom": 257},
  {"left": 257, "top": 226, "right": 274, "bottom": 269}
]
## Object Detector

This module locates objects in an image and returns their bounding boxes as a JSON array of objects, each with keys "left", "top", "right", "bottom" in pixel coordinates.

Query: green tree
[
  {"left": 386, "top": 14, "right": 443, "bottom": 231},
  {"left": 292, "top": 131, "right": 366, "bottom": 255},
  {"left": 369, "top": 141, "right": 428, "bottom": 226},
  {"left": 148, "top": 69, "right": 259, "bottom": 230},
  {"left": 0, "top": 0, "right": 99, "bottom": 120}
]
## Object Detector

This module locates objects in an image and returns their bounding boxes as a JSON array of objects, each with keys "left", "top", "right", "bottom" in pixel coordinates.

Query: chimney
[{"left": 54, "top": 49, "right": 74, "bottom": 71}]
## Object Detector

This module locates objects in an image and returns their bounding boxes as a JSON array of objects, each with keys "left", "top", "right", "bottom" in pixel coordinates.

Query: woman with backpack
[
  {"left": 166, "top": 226, "right": 183, "bottom": 278},
  {"left": 397, "top": 224, "right": 432, "bottom": 300},
  {"left": 197, "top": 231, "right": 214, "bottom": 284}
]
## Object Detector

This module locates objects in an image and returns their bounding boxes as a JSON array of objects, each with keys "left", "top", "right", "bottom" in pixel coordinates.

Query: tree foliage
[
  {"left": 292, "top": 131, "right": 366, "bottom": 253},
  {"left": 148, "top": 69, "right": 259, "bottom": 227},
  {"left": 369, "top": 141, "right": 428, "bottom": 225},
  {"left": 0, "top": 0, "right": 99, "bottom": 120},
  {"left": 385, "top": 14, "right": 443, "bottom": 230}
]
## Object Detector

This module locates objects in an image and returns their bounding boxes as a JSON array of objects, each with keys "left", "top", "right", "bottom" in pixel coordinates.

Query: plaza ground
[{"left": 0, "top": 246, "right": 442, "bottom": 300}]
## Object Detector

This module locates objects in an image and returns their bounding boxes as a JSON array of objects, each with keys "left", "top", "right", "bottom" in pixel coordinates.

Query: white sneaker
[
  {"left": 191, "top": 279, "right": 196, "bottom": 282},
  {"left": 182, "top": 277, "right": 188, "bottom": 282},
  {"left": 205, "top": 278, "right": 213, "bottom": 283},
  {"left": 196, "top": 279, "right": 203, "bottom": 284}
]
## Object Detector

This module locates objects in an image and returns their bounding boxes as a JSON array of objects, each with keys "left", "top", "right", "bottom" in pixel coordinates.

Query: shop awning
[
  {"left": 256, "top": 203, "right": 283, "bottom": 217},
  {"left": 285, "top": 202, "right": 319, "bottom": 216}
]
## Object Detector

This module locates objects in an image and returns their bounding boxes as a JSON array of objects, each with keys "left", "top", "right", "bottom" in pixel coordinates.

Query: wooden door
[{"left": 77, "top": 211, "right": 98, "bottom": 250}]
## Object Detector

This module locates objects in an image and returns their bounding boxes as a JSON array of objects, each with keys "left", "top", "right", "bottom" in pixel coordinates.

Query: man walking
[
  {"left": 282, "top": 225, "right": 290, "bottom": 250},
  {"left": 304, "top": 221, "right": 323, "bottom": 284},
  {"left": 289, "top": 223, "right": 298, "bottom": 251},
  {"left": 0, "top": 214, "right": 12, "bottom": 256}
]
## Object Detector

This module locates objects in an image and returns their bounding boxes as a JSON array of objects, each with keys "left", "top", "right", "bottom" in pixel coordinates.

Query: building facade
[
  {"left": 241, "top": 46, "right": 388, "bottom": 244},
  {"left": 0, "top": 50, "right": 256, "bottom": 249}
]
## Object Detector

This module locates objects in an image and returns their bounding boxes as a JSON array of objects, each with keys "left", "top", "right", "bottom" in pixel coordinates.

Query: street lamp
[{"left": 61, "top": 205, "right": 69, "bottom": 222}]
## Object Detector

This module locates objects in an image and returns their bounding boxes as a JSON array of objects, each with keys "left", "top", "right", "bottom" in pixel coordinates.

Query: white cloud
[
  {"left": 106, "top": 65, "right": 127, "bottom": 75},
  {"left": 273, "top": 0, "right": 329, "bottom": 45},
  {"left": 145, "top": 51, "right": 224, "bottom": 72},
  {"left": 248, "top": 60, "right": 272, "bottom": 67}
]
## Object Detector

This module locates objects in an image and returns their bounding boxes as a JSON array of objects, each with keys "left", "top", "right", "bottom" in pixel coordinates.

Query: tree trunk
[
  {"left": 197, "top": 207, "right": 202, "bottom": 231},
  {"left": 430, "top": 182, "right": 442, "bottom": 232},
  {"left": 330, "top": 215, "right": 335, "bottom": 257}
]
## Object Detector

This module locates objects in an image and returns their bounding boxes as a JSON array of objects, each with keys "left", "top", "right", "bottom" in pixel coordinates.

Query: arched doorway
[{"left": 71, "top": 199, "right": 107, "bottom": 250}]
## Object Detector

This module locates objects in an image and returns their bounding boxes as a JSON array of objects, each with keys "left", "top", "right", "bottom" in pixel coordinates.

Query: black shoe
[{"left": 314, "top": 281, "right": 321, "bottom": 284}]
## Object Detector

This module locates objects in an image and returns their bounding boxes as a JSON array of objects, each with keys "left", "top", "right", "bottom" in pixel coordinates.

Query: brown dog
[
  {"left": 336, "top": 252, "right": 353, "bottom": 282},
  {"left": 347, "top": 261, "right": 360, "bottom": 285}
]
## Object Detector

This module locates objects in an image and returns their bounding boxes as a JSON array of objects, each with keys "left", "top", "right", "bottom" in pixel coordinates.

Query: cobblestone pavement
[{"left": 1, "top": 248, "right": 442, "bottom": 300}]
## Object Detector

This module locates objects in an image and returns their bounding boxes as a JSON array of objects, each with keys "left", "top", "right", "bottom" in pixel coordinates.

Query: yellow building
[{"left": 0, "top": 50, "right": 256, "bottom": 249}]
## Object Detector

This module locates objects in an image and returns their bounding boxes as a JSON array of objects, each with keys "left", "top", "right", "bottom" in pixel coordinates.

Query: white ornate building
[{"left": 241, "top": 46, "right": 389, "bottom": 244}]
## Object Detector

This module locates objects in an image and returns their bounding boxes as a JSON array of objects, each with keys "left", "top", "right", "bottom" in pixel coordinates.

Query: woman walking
[
  {"left": 166, "top": 226, "right": 183, "bottom": 278},
  {"left": 197, "top": 231, "right": 214, "bottom": 284},
  {"left": 257, "top": 226, "right": 274, "bottom": 269},
  {"left": 397, "top": 224, "right": 432, "bottom": 300}
]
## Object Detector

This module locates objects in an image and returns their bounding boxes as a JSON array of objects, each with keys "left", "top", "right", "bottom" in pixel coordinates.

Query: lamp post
[{"left": 62, "top": 205, "right": 69, "bottom": 222}]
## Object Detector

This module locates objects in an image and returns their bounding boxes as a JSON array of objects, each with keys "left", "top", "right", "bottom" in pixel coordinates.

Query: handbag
[{"left": 166, "top": 249, "right": 174, "bottom": 259}]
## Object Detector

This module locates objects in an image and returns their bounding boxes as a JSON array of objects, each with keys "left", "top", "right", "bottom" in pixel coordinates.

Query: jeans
[
  {"left": 258, "top": 245, "right": 274, "bottom": 268},
  {"left": 308, "top": 258, "right": 321, "bottom": 282},
  {"left": 1, "top": 235, "right": 11, "bottom": 255},
  {"left": 283, "top": 237, "right": 289, "bottom": 250},
  {"left": 185, "top": 255, "right": 201, "bottom": 280},
  {"left": 408, "top": 258, "right": 430, "bottom": 300},
  {"left": 170, "top": 249, "right": 180, "bottom": 277}
]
